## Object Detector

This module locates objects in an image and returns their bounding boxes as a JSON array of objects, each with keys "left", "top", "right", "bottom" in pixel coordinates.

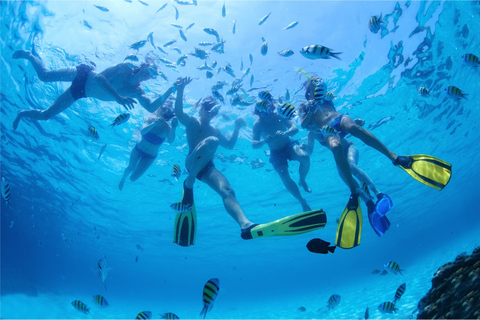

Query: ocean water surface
[{"left": 1, "top": 0, "right": 480, "bottom": 319}]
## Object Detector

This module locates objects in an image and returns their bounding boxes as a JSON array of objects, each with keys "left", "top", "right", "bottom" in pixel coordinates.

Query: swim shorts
[
  {"left": 70, "top": 64, "right": 94, "bottom": 101},
  {"left": 269, "top": 140, "right": 299, "bottom": 171}
]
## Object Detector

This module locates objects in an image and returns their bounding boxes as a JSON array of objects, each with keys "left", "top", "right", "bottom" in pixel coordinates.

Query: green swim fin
[
  {"left": 173, "top": 182, "right": 196, "bottom": 247},
  {"left": 335, "top": 194, "right": 362, "bottom": 249},
  {"left": 241, "top": 209, "right": 327, "bottom": 240},
  {"left": 394, "top": 154, "right": 452, "bottom": 191}
]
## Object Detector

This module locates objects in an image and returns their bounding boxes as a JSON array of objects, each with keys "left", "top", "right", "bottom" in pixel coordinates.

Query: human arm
[
  {"left": 273, "top": 119, "right": 299, "bottom": 139},
  {"left": 300, "top": 101, "right": 315, "bottom": 129},
  {"left": 218, "top": 117, "right": 246, "bottom": 149},
  {"left": 135, "top": 85, "right": 177, "bottom": 113},
  {"left": 167, "top": 118, "right": 178, "bottom": 144},
  {"left": 95, "top": 73, "right": 137, "bottom": 110},
  {"left": 174, "top": 77, "right": 193, "bottom": 126},
  {"left": 252, "top": 120, "right": 267, "bottom": 149}
]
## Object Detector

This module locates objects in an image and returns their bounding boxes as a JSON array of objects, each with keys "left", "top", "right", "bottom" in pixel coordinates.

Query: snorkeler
[
  {"left": 252, "top": 96, "right": 312, "bottom": 212},
  {"left": 118, "top": 100, "right": 178, "bottom": 191},
  {"left": 12, "top": 50, "right": 176, "bottom": 130}
]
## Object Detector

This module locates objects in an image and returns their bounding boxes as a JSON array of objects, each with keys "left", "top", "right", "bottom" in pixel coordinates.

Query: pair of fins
[{"left": 335, "top": 154, "right": 452, "bottom": 249}]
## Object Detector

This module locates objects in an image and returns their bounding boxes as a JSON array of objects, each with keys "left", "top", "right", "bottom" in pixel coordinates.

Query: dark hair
[
  {"left": 201, "top": 96, "right": 217, "bottom": 110},
  {"left": 303, "top": 76, "right": 321, "bottom": 100},
  {"left": 158, "top": 101, "right": 175, "bottom": 121}
]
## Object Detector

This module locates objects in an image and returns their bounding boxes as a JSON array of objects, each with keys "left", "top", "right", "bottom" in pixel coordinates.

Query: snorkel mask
[
  {"left": 202, "top": 96, "right": 220, "bottom": 117},
  {"left": 256, "top": 100, "right": 274, "bottom": 118}
]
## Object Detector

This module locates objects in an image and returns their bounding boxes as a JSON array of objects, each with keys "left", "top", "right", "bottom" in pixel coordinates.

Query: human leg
[
  {"left": 13, "top": 50, "right": 77, "bottom": 82},
  {"left": 184, "top": 136, "right": 219, "bottom": 188},
  {"left": 326, "top": 135, "right": 358, "bottom": 194},
  {"left": 130, "top": 157, "right": 155, "bottom": 182},
  {"left": 275, "top": 165, "right": 311, "bottom": 212},
  {"left": 291, "top": 144, "right": 312, "bottom": 193},
  {"left": 118, "top": 146, "right": 142, "bottom": 190},
  {"left": 346, "top": 144, "right": 381, "bottom": 196}
]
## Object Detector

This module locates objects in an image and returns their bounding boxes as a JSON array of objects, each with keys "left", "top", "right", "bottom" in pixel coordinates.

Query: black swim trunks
[
  {"left": 196, "top": 160, "right": 215, "bottom": 180},
  {"left": 70, "top": 64, "right": 94, "bottom": 101}
]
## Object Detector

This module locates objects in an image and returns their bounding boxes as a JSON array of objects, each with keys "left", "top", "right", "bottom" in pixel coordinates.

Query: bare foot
[
  {"left": 118, "top": 178, "right": 125, "bottom": 191},
  {"left": 299, "top": 180, "right": 312, "bottom": 193},
  {"left": 12, "top": 50, "right": 31, "bottom": 59}
]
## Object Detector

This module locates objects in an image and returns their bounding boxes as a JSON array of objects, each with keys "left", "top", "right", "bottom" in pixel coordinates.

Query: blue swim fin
[{"left": 368, "top": 193, "right": 393, "bottom": 237}]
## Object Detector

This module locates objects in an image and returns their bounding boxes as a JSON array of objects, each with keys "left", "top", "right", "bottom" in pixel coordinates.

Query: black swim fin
[{"left": 335, "top": 194, "right": 362, "bottom": 249}]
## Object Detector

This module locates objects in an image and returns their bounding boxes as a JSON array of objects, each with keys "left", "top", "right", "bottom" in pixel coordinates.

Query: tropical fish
[
  {"left": 321, "top": 125, "right": 337, "bottom": 136},
  {"left": 203, "top": 28, "right": 220, "bottom": 42},
  {"left": 232, "top": 20, "right": 236, "bottom": 34},
  {"left": 211, "top": 40, "right": 226, "bottom": 53},
  {"left": 164, "top": 39, "right": 177, "bottom": 47},
  {"left": 157, "top": 46, "right": 168, "bottom": 54},
  {"left": 300, "top": 45, "right": 342, "bottom": 60},
  {"left": 380, "top": 269, "right": 388, "bottom": 276},
  {"left": 298, "top": 307, "right": 306, "bottom": 312},
  {"left": 174, "top": 5, "right": 179, "bottom": 20},
  {"left": 83, "top": 20, "right": 92, "bottom": 29},
  {"left": 192, "top": 47, "right": 209, "bottom": 60},
  {"left": 418, "top": 87, "right": 429, "bottom": 97},
  {"left": 93, "top": 294, "right": 109, "bottom": 307},
  {"left": 170, "top": 202, "right": 192, "bottom": 212},
  {"left": 223, "top": 64, "right": 236, "bottom": 77},
  {"left": 261, "top": 38, "right": 268, "bottom": 56},
  {"left": 94, "top": 5, "right": 109, "bottom": 12},
  {"left": 98, "top": 144, "right": 107, "bottom": 160},
  {"left": 136, "top": 311, "right": 152, "bottom": 319},
  {"left": 249, "top": 54, "right": 253, "bottom": 65},
  {"left": 306, "top": 238, "right": 336, "bottom": 254},
  {"left": 462, "top": 53, "right": 479, "bottom": 66},
  {"left": 111, "top": 113, "right": 130, "bottom": 127},
  {"left": 314, "top": 84, "right": 327, "bottom": 103},
  {"left": 222, "top": 1, "right": 226, "bottom": 17},
  {"left": 88, "top": 126, "right": 99, "bottom": 140},
  {"left": 129, "top": 40, "right": 147, "bottom": 50},
  {"left": 278, "top": 49, "right": 294, "bottom": 57},
  {"left": 393, "top": 283, "right": 406, "bottom": 303},
  {"left": 172, "top": 47, "right": 182, "bottom": 54},
  {"left": 231, "top": 97, "right": 253, "bottom": 107},
  {"left": 369, "top": 14, "right": 385, "bottom": 34},
  {"left": 200, "top": 278, "right": 220, "bottom": 319},
  {"left": 174, "top": 0, "right": 193, "bottom": 5},
  {"left": 71, "top": 300, "right": 90, "bottom": 314},
  {"left": 258, "top": 90, "right": 273, "bottom": 101},
  {"left": 371, "top": 269, "right": 381, "bottom": 274},
  {"left": 378, "top": 302, "right": 398, "bottom": 314},
  {"left": 179, "top": 29, "right": 187, "bottom": 41},
  {"left": 156, "top": 3, "right": 167, "bottom": 13},
  {"left": 327, "top": 294, "right": 341, "bottom": 310},
  {"left": 2, "top": 177, "right": 11, "bottom": 207},
  {"left": 365, "top": 307, "right": 369, "bottom": 319},
  {"left": 258, "top": 12, "right": 271, "bottom": 25},
  {"left": 283, "top": 21, "right": 298, "bottom": 30},
  {"left": 161, "top": 313, "right": 180, "bottom": 319},
  {"left": 138, "top": 0, "right": 149, "bottom": 6},
  {"left": 277, "top": 103, "right": 297, "bottom": 119},
  {"left": 384, "top": 261, "right": 403, "bottom": 275},
  {"left": 172, "top": 164, "right": 181, "bottom": 181},
  {"left": 226, "top": 85, "right": 242, "bottom": 95},
  {"left": 250, "top": 75, "right": 254, "bottom": 87},
  {"left": 444, "top": 86, "right": 467, "bottom": 99},
  {"left": 186, "top": 23, "right": 195, "bottom": 31},
  {"left": 206, "top": 71, "right": 213, "bottom": 79},
  {"left": 98, "top": 256, "right": 111, "bottom": 289},
  {"left": 177, "top": 55, "right": 188, "bottom": 66},
  {"left": 171, "top": 24, "right": 182, "bottom": 29}
]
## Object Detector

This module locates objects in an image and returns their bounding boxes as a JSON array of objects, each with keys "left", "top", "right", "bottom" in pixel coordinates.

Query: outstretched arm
[
  {"left": 167, "top": 118, "right": 178, "bottom": 144},
  {"left": 136, "top": 85, "right": 177, "bottom": 113},
  {"left": 218, "top": 117, "right": 246, "bottom": 149},
  {"left": 174, "top": 77, "right": 193, "bottom": 126}
]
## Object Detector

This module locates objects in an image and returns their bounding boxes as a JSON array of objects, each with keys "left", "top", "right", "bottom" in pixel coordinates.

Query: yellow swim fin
[
  {"left": 173, "top": 182, "right": 196, "bottom": 247},
  {"left": 335, "top": 194, "right": 362, "bottom": 249},
  {"left": 395, "top": 154, "right": 452, "bottom": 191},
  {"left": 241, "top": 209, "right": 327, "bottom": 240}
]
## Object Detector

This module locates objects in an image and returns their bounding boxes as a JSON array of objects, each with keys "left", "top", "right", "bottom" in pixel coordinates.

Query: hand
[
  {"left": 117, "top": 96, "right": 137, "bottom": 110},
  {"left": 175, "top": 77, "right": 192, "bottom": 90},
  {"left": 171, "top": 117, "right": 179, "bottom": 127},
  {"left": 264, "top": 135, "right": 273, "bottom": 143},
  {"left": 354, "top": 118, "right": 365, "bottom": 127},
  {"left": 235, "top": 117, "right": 247, "bottom": 129},
  {"left": 275, "top": 130, "right": 285, "bottom": 138}
]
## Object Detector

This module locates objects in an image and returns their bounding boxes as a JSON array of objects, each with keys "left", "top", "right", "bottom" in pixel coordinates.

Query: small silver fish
[
  {"left": 98, "top": 144, "right": 107, "bottom": 160},
  {"left": 129, "top": 40, "right": 147, "bottom": 50},
  {"left": 232, "top": 20, "right": 236, "bottom": 34},
  {"left": 222, "top": 1, "right": 226, "bottom": 17},
  {"left": 283, "top": 21, "right": 298, "bottom": 30},
  {"left": 258, "top": 12, "right": 271, "bottom": 25},
  {"left": 186, "top": 23, "right": 195, "bottom": 31},
  {"left": 138, "top": 0, "right": 149, "bottom": 6},
  {"left": 171, "top": 23, "right": 182, "bottom": 29},
  {"left": 83, "top": 20, "right": 92, "bottom": 29},
  {"left": 174, "top": 5, "right": 179, "bottom": 20},
  {"left": 278, "top": 49, "right": 294, "bottom": 57},
  {"left": 163, "top": 39, "right": 177, "bottom": 47},
  {"left": 172, "top": 47, "right": 182, "bottom": 54},
  {"left": 179, "top": 29, "right": 187, "bottom": 41},
  {"left": 147, "top": 32, "right": 155, "bottom": 47},
  {"left": 261, "top": 39, "right": 268, "bottom": 56},
  {"left": 156, "top": 3, "right": 167, "bottom": 13},
  {"left": 124, "top": 54, "right": 139, "bottom": 61},
  {"left": 94, "top": 5, "right": 109, "bottom": 12}
]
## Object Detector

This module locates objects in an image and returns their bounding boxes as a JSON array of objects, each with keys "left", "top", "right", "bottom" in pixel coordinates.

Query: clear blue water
[{"left": 1, "top": 0, "right": 480, "bottom": 319}]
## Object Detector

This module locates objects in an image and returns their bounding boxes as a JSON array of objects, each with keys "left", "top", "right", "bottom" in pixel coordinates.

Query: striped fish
[
  {"left": 258, "top": 90, "right": 273, "bottom": 101},
  {"left": 327, "top": 294, "right": 341, "bottom": 310},
  {"left": 136, "top": 311, "right": 152, "bottom": 319},
  {"left": 365, "top": 307, "right": 369, "bottom": 319},
  {"left": 161, "top": 312, "right": 180, "bottom": 319},
  {"left": 462, "top": 53, "right": 479, "bottom": 66},
  {"left": 172, "top": 164, "right": 181, "bottom": 181},
  {"left": 199, "top": 278, "right": 220, "bottom": 319},
  {"left": 93, "top": 294, "right": 109, "bottom": 307},
  {"left": 300, "top": 45, "right": 341, "bottom": 60},
  {"left": 378, "top": 301, "right": 398, "bottom": 314},
  {"left": 418, "top": 87, "right": 430, "bottom": 97},
  {"left": 2, "top": 177, "right": 11, "bottom": 207},
  {"left": 170, "top": 202, "right": 192, "bottom": 213},
  {"left": 369, "top": 14, "right": 384, "bottom": 34},
  {"left": 88, "top": 126, "right": 99, "bottom": 140},
  {"left": 256, "top": 101, "right": 269, "bottom": 113},
  {"left": 321, "top": 125, "right": 337, "bottom": 136},
  {"left": 444, "top": 86, "right": 467, "bottom": 99},
  {"left": 111, "top": 113, "right": 130, "bottom": 127},
  {"left": 393, "top": 283, "right": 406, "bottom": 303},
  {"left": 71, "top": 300, "right": 90, "bottom": 314},
  {"left": 384, "top": 261, "right": 403, "bottom": 275},
  {"left": 314, "top": 85, "right": 327, "bottom": 103},
  {"left": 277, "top": 103, "right": 297, "bottom": 119}
]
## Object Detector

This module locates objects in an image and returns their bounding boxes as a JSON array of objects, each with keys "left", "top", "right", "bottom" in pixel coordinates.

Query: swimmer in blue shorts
[
  {"left": 252, "top": 97, "right": 312, "bottom": 212},
  {"left": 12, "top": 50, "right": 176, "bottom": 130},
  {"left": 118, "top": 100, "right": 178, "bottom": 190}
]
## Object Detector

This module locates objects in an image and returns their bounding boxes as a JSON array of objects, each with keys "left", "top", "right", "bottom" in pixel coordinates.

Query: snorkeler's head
[
  {"left": 303, "top": 76, "right": 322, "bottom": 101},
  {"left": 133, "top": 58, "right": 158, "bottom": 79},
  {"left": 201, "top": 96, "right": 220, "bottom": 117},
  {"left": 159, "top": 100, "right": 175, "bottom": 121},
  {"left": 254, "top": 100, "right": 275, "bottom": 118}
]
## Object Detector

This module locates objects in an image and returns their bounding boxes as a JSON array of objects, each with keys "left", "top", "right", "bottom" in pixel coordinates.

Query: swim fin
[
  {"left": 394, "top": 154, "right": 452, "bottom": 191},
  {"left": 173, "top": 182, "right": 196, "bottom": 247},
  {"left": 367, "top": 193, "right": 392, "bottom": 237},
  {"left": 241, "top": 209, "right": 327, "bottom": 240},
  {"left": 335, "top": 194, "right": 362, "bottom": 249}
]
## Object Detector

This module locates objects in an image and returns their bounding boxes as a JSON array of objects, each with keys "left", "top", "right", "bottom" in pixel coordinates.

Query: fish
[
  {"left": 393, "top": 283, "right": 406, "bottom": 303},
  {"left": 2, "top": 177, "right": 11, "bottom": 207},
  {"left": 136, "top": 244, "right": 144, "bottom": 251},
  {"left": 250, "top": 75, "right": 254, "bottom": 87},
  {"left": 325, "top": 91, "right": 336, "bottom": 101},
  {"left": 300, "top": 45, "right": 342, "bottom": 60},
  {"left": 258, "top": 90, "right": 273, "bottom": 101},
  {"left": 380, "top": 269, "right": 388, "bottom": 276},
  {"left": 226, "top": 85, "right": 242, "bottom": 95},
  {"left": 285, "top": 89, "right": 290, "bottom": 102},
  {"left": 369, "top": 14, "right": 385, "bottom": 34},
  {"left": 365, "top": 307, "right": 369, "bottom": 319},
  {"left": 71, "top": 300, "right": 90, "bottom": 314},
  {"left": 198, "top": 62, "right": 212, "bottom": 70},
  {"left": 159, "top": 57, "right": 175, "bottom": 65},
  {"left": 129, "top": 40, "right": 147, "bottom": 50},
  {"left": 177, "top": 55, "right": 188, "bottom": 66},
  {"left": 327, "top": 294, "right": 341, "bottom": 310},
  {"left": 124, "top": 54, "right": 139, "bottom": 62},
  {"left": 93, "top": 294, "right": 109, "bottom": 307},
  {"left": 203, "top": 28, "right": 220, "bottom": 42},
  {"left": 156, "top": 3, "right": 167, "bottom": 13},
  {"left": 249, "top": 54, "right": 253, "bottom": 65},
  {"left": 277, "top": 103, "right": 297, "bottom": 119},
  {"left": 163, "top": 40, "right": 177, "bottom": 47},
  {"left": 198, "top": 42, "right": 214, "bottom": 46},
  {"left": 240, "top": 58, "right": 244, "bottom": 71},
  {"left": 171, "top": 23, "right": 182, "bottom": 29},
  {"left": 172, "top": 47, "right": 182, "bottom": 54},
  {"left": 212, "top": 90, "right": 225, "bottom": 104},
  {"left": 278, "top": 49, "right": 294, "bottom": 57},
  {"left": 231, "top": 97, "right": 253, "bottom": 107},
  {"left": 192, "top": 47, "right": 209, "bottom": 60},
  {"left": 157, "top": 46, "right": 168, "bottom": 54},
  {"left": 135, "top": 255, "right": 138, "bottom": 262},
  {"left": 98, "top": 256, "right": 111, "bottom": 289},
  {"left": 258, "top": 12, "right": 271, "bottom": 25},
  {"left": 94, "top": 5, "right": 109, "bottom": 12},
  {"left": 186, "top": 22, "right": 195, "bottom": 31},
  {"left": 261, "top": 38, "right": 268, "bottom": 56},
  {"left": 306, "top": 238, "right": 336, "bottom": 254},
  {"left": 222, "top": 1, "right": 226, "bottom": 17},
  {"left": 179, "top": 29, "right": 187, "bottom": 41},
  {"left": 98, "top": 144, "right": 107, "bottom": 160},
  {"left": 147, "top": 32, "right": 155, "bottom": 47},
  {"left": 444, "top": 86, "right": 467, "bottom": 99},
  {"left": 174, "top": 0, "right": 193, "bottom": 5},
  {"left": 371, "top": 269, "right": 381, "bottom": 274},
  {"left": 321, "top": 125, "right": 337, "bottom": 136},
  {"left": 462, "top": 53, "right": 479, "bottom": 66},
  {"left": 200, "top": 278, "right": 220, "bottom": 319},
  {"left": 384, "top": 261, "right": 403, "bottom": 275},
  {"left": 172, "top": 164, "right": 181, "bottom": 181},
  {"left": 88, "top": 126, "right": 99, "bottom": 140},
  {"left": 138, "top": 0, "right": 149, "bottom": 6},
  {"left": 174, "top": 5, "right": 179, "bottom": 20},
  {"left": 83, "top": 20, "right": 92, "bottom": 29},
  {"left": 111, "top": 113, "right": 130, "bottom": 127},
  {"left": 232, "top": 20, "right": 236, "bottom": 34},
  {"left": 283, "top": 21, "right": 298, "bottom": 30},
  {"left": 125, "top": 0, "right": 132, "bottom": 2},
  {"left": 170, "top": 202, "right": 192, "bottom": 212},
  {"left": 298, "top": 307, "right": 306, "bottom": 312},
  {"left": 223, "top": 64, "right": 236, "bottom": 77},
  {"left": 378, "top": 302, "right": 398, "bottom": 314},
  {"left": 206, "top": 71, "right": 213, "bottom": 79},
  {"left": 161, "top": 313, "right": 180, "bottom": 319},
  {"left": 418, "top": 87, "right": 429, "bottom": 97},
  {"left": 136, "top": 311, "right": 153, "bottom": 319},
  {"left": 314, "top": 85, "right": 327, "bottom": 103}
]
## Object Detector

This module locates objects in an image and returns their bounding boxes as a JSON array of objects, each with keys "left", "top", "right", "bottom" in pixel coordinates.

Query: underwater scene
[{"left": 1, "top": 0, "right": 480, "bottom": 319}]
